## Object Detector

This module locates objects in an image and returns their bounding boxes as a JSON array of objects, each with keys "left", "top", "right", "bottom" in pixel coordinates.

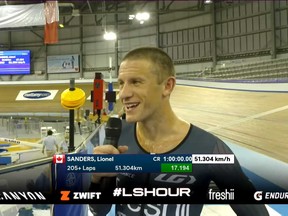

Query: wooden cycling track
[{"left": 0, "top": 82, "right": 287, "bottom": 163}]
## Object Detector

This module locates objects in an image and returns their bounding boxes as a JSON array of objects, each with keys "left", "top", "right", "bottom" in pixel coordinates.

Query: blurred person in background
[{"left": 42, "top": 130, "right": 58, "bottom": 157}]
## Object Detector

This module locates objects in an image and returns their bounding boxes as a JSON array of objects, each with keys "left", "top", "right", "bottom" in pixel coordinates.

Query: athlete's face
[{"left": 118, "top": 59, "right": 165, "bottom": 123}]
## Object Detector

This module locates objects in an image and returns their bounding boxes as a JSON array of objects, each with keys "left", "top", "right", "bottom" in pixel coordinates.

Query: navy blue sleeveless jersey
[{"left": 90, "top": 121, "right": 269, "bottom": 216}]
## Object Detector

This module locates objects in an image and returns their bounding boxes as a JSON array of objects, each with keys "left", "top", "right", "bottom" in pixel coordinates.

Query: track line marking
[{"left": 207, "top": 105, "right": 288, "bottom": 132}]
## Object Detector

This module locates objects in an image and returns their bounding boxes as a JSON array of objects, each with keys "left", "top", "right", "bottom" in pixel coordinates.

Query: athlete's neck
[{"left": 136, "top": 114, "right": 190, "bottom": 153}]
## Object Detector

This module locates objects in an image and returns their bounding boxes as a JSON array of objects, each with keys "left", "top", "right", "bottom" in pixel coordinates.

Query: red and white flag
[
  {"left": 53, "top": 154, "right": 66, "bottom": 164},
  {"left": 44, "top": 1, "right": 59, "bottom": 44}
]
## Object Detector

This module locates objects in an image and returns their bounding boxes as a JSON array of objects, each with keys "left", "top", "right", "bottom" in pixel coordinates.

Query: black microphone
[
  {"left": 104, "top": 117, "right": 122, "bottom": 147},
  {"left": 100, "top": 117, "right": 122, "bottom": 191}
]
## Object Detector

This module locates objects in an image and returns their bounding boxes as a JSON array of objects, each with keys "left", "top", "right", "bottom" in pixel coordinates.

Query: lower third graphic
[
  {"left": 60, "top": 191, "right": 102, "bottom": 201},
  {"left": 113, "top": 188, "right": 190, "bottom": 197}
]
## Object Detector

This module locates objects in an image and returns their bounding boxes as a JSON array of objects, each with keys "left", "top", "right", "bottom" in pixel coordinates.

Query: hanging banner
[
  {"left": 44, "top": 1, "right": 59, "bottom": 44},
  {"left": 0, "top": 4, "right": 45, "bottom": 28}
]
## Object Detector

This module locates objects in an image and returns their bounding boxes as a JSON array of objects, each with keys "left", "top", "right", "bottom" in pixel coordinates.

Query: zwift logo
[
  {"left": 23, "top": 91, "right": 51, "bottom": 99},
  {"left": 60, "top": 191, "right": 101, "bottom": 201}
]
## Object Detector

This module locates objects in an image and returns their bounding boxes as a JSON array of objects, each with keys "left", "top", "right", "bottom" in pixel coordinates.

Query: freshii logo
[{"left": 23, "top": 91, "right": 51, "bottom": 99}]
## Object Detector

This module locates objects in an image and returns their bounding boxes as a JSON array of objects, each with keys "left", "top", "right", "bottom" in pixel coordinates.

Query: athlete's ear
[{"left": 163, "top": 76, "right": 176, "bottom": 97}]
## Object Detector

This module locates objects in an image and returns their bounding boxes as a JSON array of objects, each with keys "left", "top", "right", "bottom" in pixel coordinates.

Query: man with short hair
[
  {"left": 89, "top": 47, "right": 269, "bottom": 215},
  {"left": 42, "top": 130, "right": 58, "bottom": 157}
]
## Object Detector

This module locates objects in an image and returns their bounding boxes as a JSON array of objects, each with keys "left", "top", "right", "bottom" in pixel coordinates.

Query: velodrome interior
[{"left": 0, "top": 1, "right": 288, "bottom": 216}]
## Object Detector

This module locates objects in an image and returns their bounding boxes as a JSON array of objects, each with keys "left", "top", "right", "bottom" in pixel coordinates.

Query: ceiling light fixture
[
  {"left": 129, "top": 12, "right": 150, "bottom": 24},
  {"left": 135, "top": 12, "right": 150, "bottom": 23},
  {"left": 102, "top": 1, "right": 117, "bottom": 41},
  {"left": 103, "top": 31, "right": 117, "bottom": 40},
  {"left": 204, "top": 0, "right": 213, "bottom": 4},
  {"left": 128, "top": 15, "right": 135, "bottom": 20}
]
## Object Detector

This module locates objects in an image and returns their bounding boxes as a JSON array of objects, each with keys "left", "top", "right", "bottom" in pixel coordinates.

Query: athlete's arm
[
  {"left": 89, "top": 203, "right": 112, "bottom": 216},
  {"left": 88, "top": 178, "right": 114, "bottom": 215},
  {"left": 89, "top": 145, "right": 128, "bottom": 215},
  {"left": 230, "top": 204, "right": 269, "bottom": 216},
  {"left": 210, "top": 139, "right": 269, "bottom": 215}
]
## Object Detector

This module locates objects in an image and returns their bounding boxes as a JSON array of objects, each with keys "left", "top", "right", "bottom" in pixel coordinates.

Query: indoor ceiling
[
  {"left": 0, "top": 0, "right": 206, "bottom": 16},
  {"left": 0, "top": 1, "right": 208, "bottom": 30}
]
